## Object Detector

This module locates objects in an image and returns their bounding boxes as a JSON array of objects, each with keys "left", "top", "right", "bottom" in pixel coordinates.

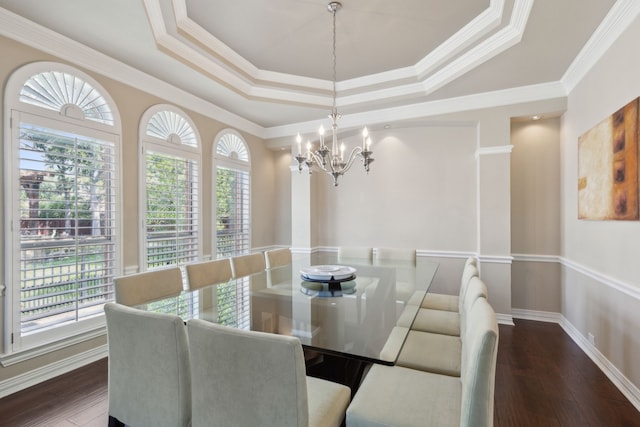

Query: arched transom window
[{"left": 20, "top": 70, "right": 114, "bottom": 125}]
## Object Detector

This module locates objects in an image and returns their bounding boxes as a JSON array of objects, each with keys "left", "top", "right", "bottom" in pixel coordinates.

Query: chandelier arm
[{"left": 339, "top": 146, "right": 364, "bottom": 174}]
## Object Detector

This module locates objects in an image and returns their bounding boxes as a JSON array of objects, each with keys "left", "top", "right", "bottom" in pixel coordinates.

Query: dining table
[{"left": 141, "top": 253, "right": 438, "bottom": 388}]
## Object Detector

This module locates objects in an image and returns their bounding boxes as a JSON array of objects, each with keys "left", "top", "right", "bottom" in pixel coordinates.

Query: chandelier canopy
[{"left": 294, "top": 1, "right": 374, "bottom": 187}]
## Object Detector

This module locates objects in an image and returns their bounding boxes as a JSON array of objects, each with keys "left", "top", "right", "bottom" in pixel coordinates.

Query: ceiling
[{"left": 0, "top": 0, "right": 626, "bottom": 140}]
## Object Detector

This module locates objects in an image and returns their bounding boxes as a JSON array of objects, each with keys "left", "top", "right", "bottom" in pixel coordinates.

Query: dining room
[{"left": 0, "top": 0, "right": 640, "bottom": 426}]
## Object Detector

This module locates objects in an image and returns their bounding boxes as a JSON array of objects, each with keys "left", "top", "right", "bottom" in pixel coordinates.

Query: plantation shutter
[
  {"left": 18, "top": 121, "right": 117, "bottom": 334},
  {"left": 215, "top": 166, "right": 250, "bottom": 257},
  {"left": 145, "top": 150, "right": 199, "bottom": 269}
]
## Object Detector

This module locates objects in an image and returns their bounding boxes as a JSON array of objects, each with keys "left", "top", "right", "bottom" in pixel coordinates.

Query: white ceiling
[{"left": 0, "top": 0, "right": 629, "bottom": 140}]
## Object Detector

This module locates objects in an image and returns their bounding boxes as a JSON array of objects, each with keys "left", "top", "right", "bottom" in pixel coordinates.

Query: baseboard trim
[
  {"left": 0, "top": 345, "right": 108, "bottom": 399},
  {"left": 512, "top": 308, "right": 562, "bottom": 323},
  {"left": 559, "top": 316, "right": 640, "bottom": 413},
  {"left": 496, "top": 313, "right": 515, "bottom": 325},
  {"left": 512, "top": 308, "right": 640, "bottom": 413}
]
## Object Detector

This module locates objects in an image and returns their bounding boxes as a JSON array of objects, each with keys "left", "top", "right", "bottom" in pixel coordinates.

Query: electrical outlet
[{"left": 588, "top": 332, "right": 595, "bottom": 346}]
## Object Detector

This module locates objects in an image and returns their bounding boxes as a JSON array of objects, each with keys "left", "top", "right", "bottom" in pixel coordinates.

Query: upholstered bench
[{"left": 346, "top": 297, "right": 498, "bottom": 427}]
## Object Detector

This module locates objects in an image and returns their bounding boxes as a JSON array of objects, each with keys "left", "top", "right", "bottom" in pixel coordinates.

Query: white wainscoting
[{"left": 512, "top": 253, "right": 640, "bottom": 413}]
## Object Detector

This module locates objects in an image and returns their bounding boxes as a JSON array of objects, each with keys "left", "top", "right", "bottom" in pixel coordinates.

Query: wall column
[
  {"left": 290, "top": 166, "right": 313, "bottom": 252},
  {"left": 476, "top": 115, "right": 514, "bottom": 323}
]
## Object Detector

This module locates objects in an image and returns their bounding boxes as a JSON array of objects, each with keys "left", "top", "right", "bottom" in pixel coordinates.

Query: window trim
[
  {"left": 213, "top": 129, "right": 251, "bottom": 259},
  {"left": 138, "top": 104, "right": 202, "bottom": 271},
  {"left": 4, "top": 62, "right": 122, "bottom": 353}
]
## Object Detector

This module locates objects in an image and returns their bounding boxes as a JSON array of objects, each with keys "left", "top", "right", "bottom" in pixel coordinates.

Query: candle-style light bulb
[
  {"left": 366, "top": 137, "right": 372, "bottom": 151},
  {"left": 296, "top": 133, "right": 302, "bottom": 154},
  {"left": 319, "top": 125, "right": 325, "bottom": 148},
  {"left": 362, "top": 127, "right": 369, "bottom": 149},
  {"left": 306, "top": 141, "right": 312, "bottom": 160}
]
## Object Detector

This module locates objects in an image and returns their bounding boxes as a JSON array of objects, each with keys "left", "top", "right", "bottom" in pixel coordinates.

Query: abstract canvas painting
[{"left": 578, "top": 97, "right": 639, "bottom": 220}]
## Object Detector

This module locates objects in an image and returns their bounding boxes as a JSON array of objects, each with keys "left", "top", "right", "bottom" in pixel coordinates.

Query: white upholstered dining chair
[
  {"left": 231, "top": 252, "right": 267, "bottom": 278},
  {"left": 420, "top": 259, "right": 478, "bottom": 312},
  {"left": 374, "top": 247, "right": 417, "bottom": 301},
  {"left": 185, "top": 258, "right": 233, "bottom": 291},
  {"left": 265, "top": 247, "right": 292, "bottom": 268},
  {"left": 113, "top": 266, "right": 183, "bottom": 306},
  {"left": 187, "top": 319, "right": 351, "bottom": 427},
  {"left": 104, "top": 302, "right": 191, "bottom": 427},
  {"left": 337, "top": 246, "right": 373, "bottom": 263}
]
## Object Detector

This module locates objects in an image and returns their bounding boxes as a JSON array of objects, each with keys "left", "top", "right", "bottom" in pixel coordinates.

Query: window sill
[{"left": 0, "top": 325, "right": 106, "bottom": 367}]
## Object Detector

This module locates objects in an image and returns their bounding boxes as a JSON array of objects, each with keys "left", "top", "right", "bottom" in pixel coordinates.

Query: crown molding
[
  {"left": 265, "top": 81, "right": 567, "bottom": 139},
  {"left": 148, "top": 0, "right": 532, "bottom": 109},
  {"left": 562, "top": 0, "right": 640, "bottom": 93},
  {"left": 0, "top": 6, "right": 265, "bottom": 138}
]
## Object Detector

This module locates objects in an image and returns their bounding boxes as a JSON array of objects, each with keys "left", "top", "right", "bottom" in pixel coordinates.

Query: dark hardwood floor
[{"left": 0, "top": 319, "right": 638, "bottom": 426}]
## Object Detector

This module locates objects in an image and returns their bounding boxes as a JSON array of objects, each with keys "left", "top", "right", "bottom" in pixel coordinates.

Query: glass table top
[{"left": 142, "top": 253, "right": 438, "bottom": 365}]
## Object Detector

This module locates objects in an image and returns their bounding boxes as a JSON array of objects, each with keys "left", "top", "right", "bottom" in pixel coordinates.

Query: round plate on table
[{"left": 300, "top": 265, "right": 357, "bottom": 281}]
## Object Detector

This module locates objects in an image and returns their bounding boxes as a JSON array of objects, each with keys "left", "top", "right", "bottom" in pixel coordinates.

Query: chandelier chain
[
  {"left": 294, "top": 1, "right": 375, "bottom": 187},
  {"left": 331, "top": 4, "right": 337, "bottom": 117}
]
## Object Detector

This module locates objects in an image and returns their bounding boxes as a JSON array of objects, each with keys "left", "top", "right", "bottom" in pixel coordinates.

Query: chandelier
[{"left": 294, "top": 1, "right": 374, "bottom": 187}]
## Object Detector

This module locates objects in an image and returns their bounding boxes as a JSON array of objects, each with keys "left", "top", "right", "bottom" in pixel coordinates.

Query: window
[
  {"left": 140, "top": 106, "right": 200, "bottom": 271},
  {"left": 213, "top": 130, "right": 251, "bottom": 329},
  {"left": 4, "top": 63, "right": 120, "bottom": 350},
  {"left": 214, "top": 130, "right": 250, "bottom": 258}
]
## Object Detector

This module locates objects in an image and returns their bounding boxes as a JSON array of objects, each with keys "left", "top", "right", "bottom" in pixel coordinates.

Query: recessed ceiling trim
[
  {"left": 415, "top": 0, "right": 533, "bottom": 98},
  {"left": 333, "top": 0, "right": 534, "bottom": 109},
  {"left": 171, "top": 0, "right": 330, "bottom": 92},
  {"left": 146, "top": 0, "right": 533, "bottom": 109},
  {"left": 264, "top": 81, "right": 568, "bottom": 140},
  {"left": 172, "top": 0, "right": 256, "bottom": 76},
  {"left": 413, "top": 0, "right": 505, "bottom": 80}
]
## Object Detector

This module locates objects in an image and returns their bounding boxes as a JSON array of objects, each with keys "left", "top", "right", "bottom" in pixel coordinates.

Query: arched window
[
  {"left": 214, "top": 130, "right": 250, "bottom": 258},
  {"left": 139, "top": 105, "right": 200, "bottom": 271},
  {"left": 4, "top": 62, "right": 121, "bottom": 350}
]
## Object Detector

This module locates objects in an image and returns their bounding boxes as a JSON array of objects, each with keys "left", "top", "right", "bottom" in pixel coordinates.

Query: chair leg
[{"left": 108, "top": 415, "right": 125, "bottom": 427}]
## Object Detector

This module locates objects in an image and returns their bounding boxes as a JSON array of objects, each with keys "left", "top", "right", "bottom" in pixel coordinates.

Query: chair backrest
[
  {"left": 460, "top": 297, "right": 499, "bottom": 427},
  {"left": 374, "top": 247, "right": 416, "bottom": 262},
  {"left": 460, "top": 276, "right": 488, "bottom": 337},
  {"left": 265, "top": 248, "right": 292, "bottom": 268},
  {"left": 231, "top": 252, "right": 267, "bottom": 278},
  {"left": 464, "top": 256, "right": 477, "bottom": 268},
  {"left": 186, "top": 258, "right": 233, "bottom": 291},
  {"left": 338, "top": 246, "right": 373, "bottom": 262},
  {"left": 104, "top": 302, "right": 191, "bottom": 427},
  {"left": 114, "top": 267, "right": 183, "bottom": 306},
  {"left": 187, "top": 319, "right": 309, "bottom": 427},
  {"left": 458, "top": 263, "right": 480, "bottom": 312}
]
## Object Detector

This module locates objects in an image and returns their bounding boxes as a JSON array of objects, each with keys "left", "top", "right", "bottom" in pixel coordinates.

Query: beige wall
[
  {"left": 311, "top": 125, "right": 478, "bottom": 250},
  {"left": 510, "top": 118, "right": 562, "bottom": 313},
  {"left": 560, "top": 15, "right": 640, "bottom": 389},
  {"left": 0, "top": 35, "right": 277, "bottom": 380},
  {"left": 511, "top": 118, "right": 561, "bottom": 255}
]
